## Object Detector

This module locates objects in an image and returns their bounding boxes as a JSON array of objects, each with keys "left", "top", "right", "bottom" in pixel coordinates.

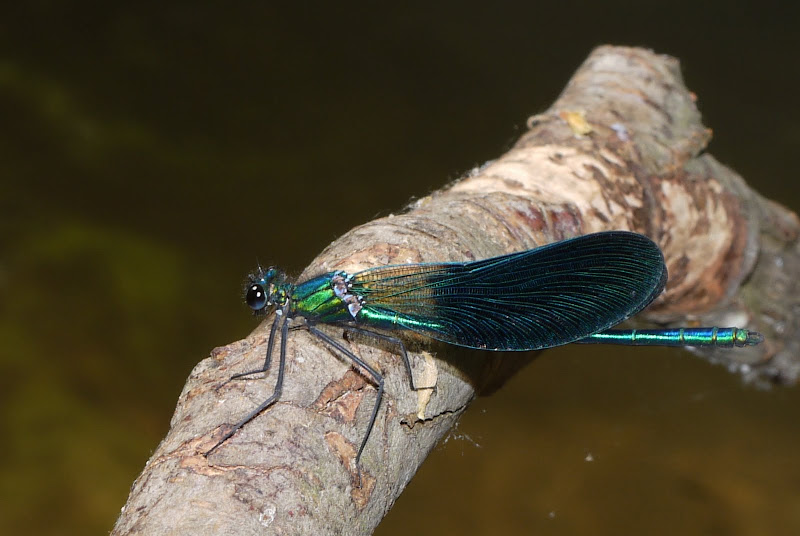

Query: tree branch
[{"left": 112, "top": 45, "right": 799, "bottom": 535}]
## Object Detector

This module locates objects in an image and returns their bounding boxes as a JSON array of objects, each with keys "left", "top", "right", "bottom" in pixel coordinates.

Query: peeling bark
[{"left": 112, "top": 46, "right": 799, "bottom": 536}]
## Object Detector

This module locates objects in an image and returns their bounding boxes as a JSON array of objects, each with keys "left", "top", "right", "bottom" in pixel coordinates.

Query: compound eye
[{"left": 245, "top": 283, "right": 268, "bottom": 311}]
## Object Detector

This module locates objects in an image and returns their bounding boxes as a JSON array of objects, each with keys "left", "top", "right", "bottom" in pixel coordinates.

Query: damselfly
[{"left": 206, "top": 231, "right": 762, "bottom": 481}]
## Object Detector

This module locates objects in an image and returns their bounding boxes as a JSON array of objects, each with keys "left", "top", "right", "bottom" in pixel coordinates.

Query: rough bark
[{"left": 112, "top": 45, "right": 799, "bottom": 536}]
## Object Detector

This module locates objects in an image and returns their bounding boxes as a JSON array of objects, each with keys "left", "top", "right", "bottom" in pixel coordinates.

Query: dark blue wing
[{"left": 351, "top": 231, "right": 667, "bottom": 350}]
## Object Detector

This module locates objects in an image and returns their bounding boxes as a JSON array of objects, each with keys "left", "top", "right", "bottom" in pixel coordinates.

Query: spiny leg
[
  {"left": 307, "top": 324, "right": 384, "bottom": 486},
  {"left": 341, "top": 325, "right": 428, "bottom": 392},
  {"left": 206, "top": 313, "right": 290, "bottom": 457}
]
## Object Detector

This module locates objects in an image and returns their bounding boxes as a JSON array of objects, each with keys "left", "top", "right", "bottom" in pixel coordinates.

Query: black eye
[{"left": 245, "top": 283, "right": 268, "bottom": 310}]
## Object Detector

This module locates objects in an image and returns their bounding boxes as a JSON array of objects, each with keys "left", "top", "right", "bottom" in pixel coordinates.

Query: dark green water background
[{"left": 2, "top": 3, "right": 799, "bottom": 535}]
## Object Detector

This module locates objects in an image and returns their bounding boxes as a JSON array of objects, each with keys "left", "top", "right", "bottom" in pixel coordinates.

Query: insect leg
[
  {"left": 307, "top": 324, "right": 383, "bottom": 485},
  {"left": 224, "top": 313, "right": 281, "bottom": 383},
  {"left": 206, "top": 312, "right": 290, "bottom": 457},
  {"left": 341, "top": 325, "right": 426, "bottom": 392}
]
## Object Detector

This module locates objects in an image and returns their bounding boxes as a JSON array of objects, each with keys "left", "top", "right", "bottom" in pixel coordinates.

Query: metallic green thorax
[
  {"left": 289, "top": 271, "right": 448, "bottom": 334},
  {"left": 290, "top": 274, "right": 354, "bottom": 323},
  {"left": 255, "top": 269, "right": 447, "bottom": 336}
]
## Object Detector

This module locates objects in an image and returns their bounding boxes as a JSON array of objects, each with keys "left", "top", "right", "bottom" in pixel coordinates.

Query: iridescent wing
[{"left": 350, "top": 231, "right": 667, "bottom": 350}]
